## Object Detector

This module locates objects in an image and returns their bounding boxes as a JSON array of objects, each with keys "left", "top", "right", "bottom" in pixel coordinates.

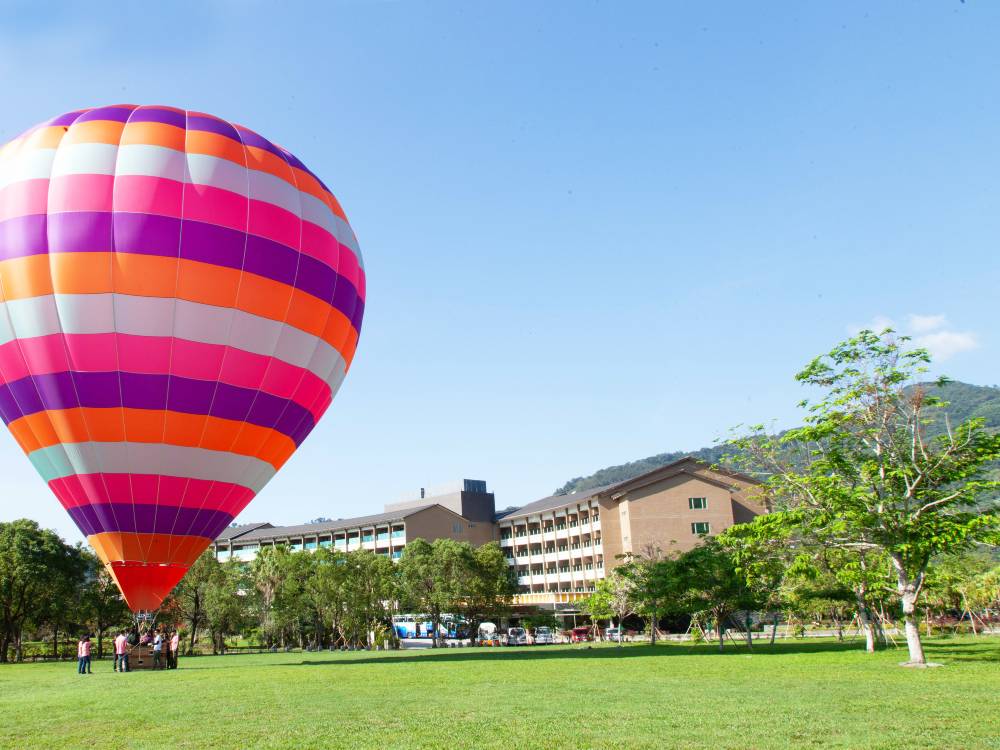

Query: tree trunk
[
  {"left": 52, "top": 626, "right": 58, "bottom": 658},
  {"left": 854, "top": 589, "right": 876, "bottom": 653},
  {"left": 891, "top": 557, "right": 926, "bottom": 665},
  {"left": 745, "top": 612, "right": 753, "bottom": 651},
  {"left": 96, "top": 621, "right": 104, "bottom": 659},
  {"left": 718, "top": 615, "right": 725, "bottom": 653},
  {"left": 650, "top": 609, "right": 657, "bottom": 645},
  {"left": 770, "top": 613, "right": 778, "bottom": 645}
]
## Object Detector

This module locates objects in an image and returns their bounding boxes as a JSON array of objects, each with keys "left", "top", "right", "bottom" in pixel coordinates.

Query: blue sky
[{"left": 1, "top": 1, "right": 997, "bottom": 541}]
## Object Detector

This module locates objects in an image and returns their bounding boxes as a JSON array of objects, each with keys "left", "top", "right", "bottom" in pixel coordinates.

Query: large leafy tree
[
  {"left": 730, "top": 331, "right": 1000, "bottom": 665},
  {"left": 305, "top": 548, "right": 349, "bottom": 648},
  {"left": 80, "top": 551, "right": 130, "bottom": 658},
  {"left": 670, "top": 539, "right": 757, "bottom": 652},
  {"left": 342, "top": 549, "right": 397, "bottom": 647},
  {"left": 203, "top": 558, "right": 249, "bottom": 653},
  {"left": 398, "top": 538, "right": 473, "bottom": 647},
  {"left": 0, "top": 520, "right": 85, "bottom": 662},
  {"left": 617, "top": 546, "right": 674, "bottom": 645},
  {"left": 169, "top": 551, "right": 222, "bottom": 652},
  {"left": 463, "top": 542, "right": 517, "bottom": 628}
]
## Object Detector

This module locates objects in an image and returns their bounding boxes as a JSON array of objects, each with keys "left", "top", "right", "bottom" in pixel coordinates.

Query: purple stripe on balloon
[
  {"left": 234, "top": 126, "right": 285, "bottom": 161},
  {"left": 1, "top": 371, "right": 315, "bottom": 445},
  {"left": 187, "top": 115, "right": 240, "bottom": 140},
  {"left": 75, "top": 106, "right": 137, "bottom": 124},
  {"left": 126, "top": 107, "right": 187, "bottom": 129},
  {"left": 46, "top": 110, "right": 90, "bottom": 128},
  {"left": 0, "top": 212, "right": 362, "bottom": 326},
  {"left": 67, "top": 502, "right": 234, "bottom": 537},
  {"left": 0, "top": 214, "right": 48, "bottom": 257}
]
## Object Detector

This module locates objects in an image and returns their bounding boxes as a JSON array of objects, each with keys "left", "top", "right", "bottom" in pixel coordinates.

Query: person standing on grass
[
  {"left": 153, "top": 629, "right": 164, "bottom": 669},
  {"left": 114, "top": 631, "right": 129, "bottom": 672},
  {"left": 77, "top": 636, "right": 92, "bottom": 675},
  {"left": 169, "top": 630, "right": 180, "bottom": 669}
]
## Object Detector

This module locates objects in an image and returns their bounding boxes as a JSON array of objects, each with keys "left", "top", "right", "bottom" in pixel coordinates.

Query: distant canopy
[{"left": 0, "top": 105, "right": 365, "bottom": 611}]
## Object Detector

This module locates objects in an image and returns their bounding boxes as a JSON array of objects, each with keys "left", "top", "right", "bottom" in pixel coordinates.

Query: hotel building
[{"left": 213, "top": 458, "right": 765, "bottom": 614}]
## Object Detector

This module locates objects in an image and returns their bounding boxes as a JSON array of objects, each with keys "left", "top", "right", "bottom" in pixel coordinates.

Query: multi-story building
[
  {"left": 496, "top": 458, "right": 765, "bottom": 613},
  {"left": 212, "top": 459, "right": 765, "bottom": 620},
  {"left": 212, "top": 480, "right": 497, "bottom": 563}
]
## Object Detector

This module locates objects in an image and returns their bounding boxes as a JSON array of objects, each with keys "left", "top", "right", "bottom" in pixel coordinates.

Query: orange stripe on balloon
[
  {"left": 120, "top": 120, "right": 187, "bottom": 151},
  {"left": 60, "top": 119, "right": 126, "bottom": 146},
  {"left": 0, "top": 253, "right": 355, "bottom": 358},
  {"left": 184, "top": 130, "right": 247, "bottom": 167},
  {"left": 9, "top": 407, "right": 296, "bottom": 468},
  {"left": 90, "top": 532, "right": 209, "bottom": 567}
]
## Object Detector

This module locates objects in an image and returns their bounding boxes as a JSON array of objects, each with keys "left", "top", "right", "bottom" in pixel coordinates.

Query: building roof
[
  {"left": 495, "top": 483, "right": 617, "bottom": 521},
  {"left": 496, "top": 457, "right": 760, "bottom": 522},
  {"left": 215, "top": 522, "right": 273, "bottom": 541},
  {"left": 229, "top": 504, "right": 445, "bottom": 543}
]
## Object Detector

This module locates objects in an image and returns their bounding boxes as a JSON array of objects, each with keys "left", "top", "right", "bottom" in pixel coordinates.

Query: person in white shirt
[{"left": 152, "top": 631, "right": 164, "bottom": 669}]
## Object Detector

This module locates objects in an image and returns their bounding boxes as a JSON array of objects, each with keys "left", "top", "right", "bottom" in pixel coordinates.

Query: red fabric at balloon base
[{"left": 108, "top": 561, "right": 190, "bottom": 612}]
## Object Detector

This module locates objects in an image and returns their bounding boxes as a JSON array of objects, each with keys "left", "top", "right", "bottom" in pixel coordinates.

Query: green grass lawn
[{"left": 1, "top": 637, "right": 998, "bottom": 749}]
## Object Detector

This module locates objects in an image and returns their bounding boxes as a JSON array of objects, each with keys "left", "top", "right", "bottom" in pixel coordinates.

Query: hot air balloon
[{"left": 0, "top": 105, "right": 365, "bottom": 612}]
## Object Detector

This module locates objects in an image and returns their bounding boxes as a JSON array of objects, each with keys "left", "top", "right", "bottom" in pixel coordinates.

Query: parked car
[
  {"left": 533, "top": 627, "right": 554, "bottom": 645},
  {"left": 604, "top": 627, "right": 621, "bottom": 642},
  {"left": 506, "top": 627, "right": 529, "bottom": 646},
  {"left": 570, "top": 626, "right": 592, "bottom": 643}
]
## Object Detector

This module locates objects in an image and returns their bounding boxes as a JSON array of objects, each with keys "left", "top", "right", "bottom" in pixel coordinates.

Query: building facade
[
  {"left": 213, "top": 480, "right": 497, "bottom": 563},
  {"left": 497, "top": 458, "right": 765, "bottom": 611},
  {"left": 213, "top": 459, "right": 765, "bottom": 616}
]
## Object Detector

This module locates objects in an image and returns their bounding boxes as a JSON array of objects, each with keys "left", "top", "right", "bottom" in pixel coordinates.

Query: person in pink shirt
[
  {"left": 113, "top": 631, "right": 130, "bottom": 672},
  {"left": 77, "top": 636, "right": 91, "bottom": 675},
  {"left": 169, "top": 631, "right": 180, "bottom": 669}
]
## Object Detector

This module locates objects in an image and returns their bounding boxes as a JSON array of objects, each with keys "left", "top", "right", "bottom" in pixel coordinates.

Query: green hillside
[{"left": 555, "top": 381, "right": 1000, "bottom": 495}]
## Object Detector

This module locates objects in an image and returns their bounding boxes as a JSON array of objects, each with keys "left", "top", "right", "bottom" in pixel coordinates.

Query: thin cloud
[
  {"left": 847, "top": 313, "right": 980, "bottom": 361},
  {"left": 907, "top": 313, "right": 947, "bottom": 334},
  {"left": 912, "top": 330, "right": 979, "bottom": 361}
]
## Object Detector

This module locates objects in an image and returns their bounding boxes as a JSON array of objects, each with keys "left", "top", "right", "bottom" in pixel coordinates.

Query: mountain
[{"left": 554, "top": 381, "right": 1000, "bottom": 495}]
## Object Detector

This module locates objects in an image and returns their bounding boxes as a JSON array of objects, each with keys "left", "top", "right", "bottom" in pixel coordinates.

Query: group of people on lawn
[{"left": 76, "top": 628, "right": 180, "bottom": 673}]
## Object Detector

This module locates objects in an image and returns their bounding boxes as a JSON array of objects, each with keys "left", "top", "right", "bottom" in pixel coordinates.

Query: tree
[
  {"left": 722, "top": 516, "right": 892, "bottom": 652},
  {"left": 342, "top": 550, "right": 397, "bottom": 647},
  {"left": 463, "top": 542, "right": 517, "bottom": 628},
  {"left": 398, "top": 538, "right": 473, "bottom": 647},
  {"left": 618, "top": 545, "right": 676, "bottom": 645},
  {"left": 730, "top": 331, "right": 1000, "bottom": 665},
  {"left": 305, "top": 548, "right": 349, "bottom": 648},
  {"left": 671, "top": 539, "right": 756, "bottom": 652},
  {"left": 0, "top": 520, "right": 85, "bottom": 662},
  {"left": 203, "top": 559, "right": 248, "bottom": 653},
  {"left": 80, "top": 552, "right": 130, "bottom": 658},
  {"left": 171, "top": 551, "right": 222, "bottom": 653},
  {"left": 580, "top": 581, "right": 614, "bottom": 640},
  {"left": 249, "top": 545, "right": 292, "bottom": 648}
]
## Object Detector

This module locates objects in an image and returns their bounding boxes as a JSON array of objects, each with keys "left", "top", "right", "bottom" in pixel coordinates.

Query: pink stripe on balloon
[
  {"left": 301, "top": 221, "right": 337, "bottom": 270},
  {"left": 0, "top": 179, "right": 49, "bottom": 222},
  {"left": 183, "top": 183, "right": 248, "bottom": 232},
  {"left": 300, "top": 221, "right": 366, "bottom": 303},
  {"left": 0, "top": 333, "right": 331, "bottom": 419},
  {"left": 50, "top": 473, "right": 255, "bottom": 514},
  {"left": 112, "top": 174, "right": 183, "bottom": 216},
  {"left": 49, "top": 174, "right": 115, "bottom": 213},
  {"left": 249, "top": 199, "right": 300, "bottom": 249}
]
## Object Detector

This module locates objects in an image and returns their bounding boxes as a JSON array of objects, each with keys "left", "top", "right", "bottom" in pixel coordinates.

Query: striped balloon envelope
[{"left": 0, "top": 105, "right": 365, "bottom": 611}]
